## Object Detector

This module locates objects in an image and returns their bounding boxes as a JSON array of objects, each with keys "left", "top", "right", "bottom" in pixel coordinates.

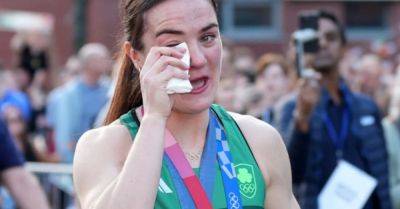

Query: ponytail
[{"left": 104, "top": 51, "right": 142, "bottom": 125}]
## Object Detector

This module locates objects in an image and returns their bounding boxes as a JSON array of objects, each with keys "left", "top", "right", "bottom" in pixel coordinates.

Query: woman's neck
[{"left": 166, "top": 109, "right": 210, "bottom": 151}]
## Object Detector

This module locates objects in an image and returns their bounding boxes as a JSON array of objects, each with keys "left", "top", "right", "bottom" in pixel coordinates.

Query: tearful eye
[{"left": 166, "top": 43, "right": 181, "bottom": 47}]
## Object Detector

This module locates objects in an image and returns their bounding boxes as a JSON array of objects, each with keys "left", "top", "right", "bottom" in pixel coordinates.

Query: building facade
[{"left": 1, "top": 0, "right": 400, "bottom": 69}]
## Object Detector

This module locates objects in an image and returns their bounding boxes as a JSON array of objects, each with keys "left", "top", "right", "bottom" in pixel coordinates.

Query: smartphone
[{"left": 299, "top": 11, "right": 320, "bottom": 53}]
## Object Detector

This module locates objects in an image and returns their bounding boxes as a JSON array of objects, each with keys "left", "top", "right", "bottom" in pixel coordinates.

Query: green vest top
[{"left": 119, "top": 104, "right": 266, "bottom": 209}]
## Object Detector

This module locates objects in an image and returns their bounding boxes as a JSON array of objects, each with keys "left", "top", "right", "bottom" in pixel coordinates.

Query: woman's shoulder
[
  {"left": 227, "top": 112, "right": 283, "bottom": 148},
  {"left": 75, "top": 121, "right": 132, "bottom": 162},
  {"left": 73, "top": 121, "right": 133, "bottom": 208},
  {"left": 80, "top": 120, "right": 129, "bottom": 141},
  {"left": 227, "top": 112, "right": 290, "bottom": 186}
]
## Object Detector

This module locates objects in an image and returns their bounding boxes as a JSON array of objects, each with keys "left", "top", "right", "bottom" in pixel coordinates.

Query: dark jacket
[
  {"left": 277, "top": 82, "right": 391, "bottom": 209},
  {"left": 0, "top": 117, "right": 24, "bottom": 172}
]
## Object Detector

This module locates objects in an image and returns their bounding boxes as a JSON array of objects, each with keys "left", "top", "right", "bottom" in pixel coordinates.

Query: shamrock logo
[
  {"left": 234, "top": 164, "right": 257, "bottom": 199},
  {"left": 237, "top": 168, "right": 253, "bottom": 184}
]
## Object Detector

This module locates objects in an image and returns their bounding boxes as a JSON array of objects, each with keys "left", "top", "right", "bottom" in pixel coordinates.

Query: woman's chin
[
  {"left": 171, "top": 86, "right": 216, "bottom": 114},
  {"left": 172, "top": 98, "right": 214, "bottom": 114}
]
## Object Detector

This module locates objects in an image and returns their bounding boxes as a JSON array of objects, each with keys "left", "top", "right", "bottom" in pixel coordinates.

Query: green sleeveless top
[{"left": 119, "top": 104, "right": 266, "bottom": 209}]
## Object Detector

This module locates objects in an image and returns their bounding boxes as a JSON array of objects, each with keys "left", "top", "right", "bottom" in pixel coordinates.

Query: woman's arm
[
  {"left": 73, "top": 45, "right": 189, "bottom": 209},
  {"left": 230, "top": 113, "right": 300, "bottom": 209},
  {"left": 73, "top": 115, "right": 166, "bottom": 209}
]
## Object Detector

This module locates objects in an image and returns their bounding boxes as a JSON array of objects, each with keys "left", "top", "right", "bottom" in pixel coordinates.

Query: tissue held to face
[{"left": 166, "top": 42, "right": 193, "bottom": 94}]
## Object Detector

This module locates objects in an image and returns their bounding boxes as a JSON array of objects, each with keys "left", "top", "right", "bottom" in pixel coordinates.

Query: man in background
[
  {"left": 278, "top": 10, "right": 391, "bottom": 209},
  {"left": 52, "top": 43, "right": 111, "bottom": 163}
]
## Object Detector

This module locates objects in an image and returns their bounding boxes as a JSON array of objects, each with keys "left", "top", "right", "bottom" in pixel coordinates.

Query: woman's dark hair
[{"left": 104, "top": 0, "right": 218, "bottom": 124}]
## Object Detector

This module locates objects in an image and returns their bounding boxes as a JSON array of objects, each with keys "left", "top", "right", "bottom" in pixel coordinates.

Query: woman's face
[
  {"left": 138, "top": 0, "right": 222, "bottom": 114},
  {"left": 258, "top": 64, "right": 288, "bottom": 100}
]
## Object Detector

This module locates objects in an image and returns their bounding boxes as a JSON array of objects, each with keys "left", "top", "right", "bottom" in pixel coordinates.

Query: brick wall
[
  {"left": 0, "top": 0, "right": 74, "bottom": 69},
  {"left": 1, "top": 1, "right": 400, "bottom": 69}
]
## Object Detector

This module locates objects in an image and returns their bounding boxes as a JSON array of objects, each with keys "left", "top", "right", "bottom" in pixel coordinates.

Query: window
[
  {"left": 234, "top": 3, "right": 272, "bottom": 27},
  {"left": 218, "top": 0, "right": 282, "bottom": 41},
  {"left": 344, "top": 2, "right": 391, "bottom": 40}
]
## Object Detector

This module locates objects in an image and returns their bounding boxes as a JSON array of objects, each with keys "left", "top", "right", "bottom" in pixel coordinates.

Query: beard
[{"left": 312, "top": 53, "right": 338, "bottom": 74}]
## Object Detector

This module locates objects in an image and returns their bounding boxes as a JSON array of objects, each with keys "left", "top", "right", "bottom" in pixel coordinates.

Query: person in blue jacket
[{"left": 277, "top": 10, "right": 391, "bottom": 209}]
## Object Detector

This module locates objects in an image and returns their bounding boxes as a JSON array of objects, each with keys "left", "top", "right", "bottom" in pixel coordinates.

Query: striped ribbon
[
  {"left": 164, "top": 130, "right": 213, "bottom": 209},
  {"left": 139, "top": 107, "right": 242, "bottom": 209}
]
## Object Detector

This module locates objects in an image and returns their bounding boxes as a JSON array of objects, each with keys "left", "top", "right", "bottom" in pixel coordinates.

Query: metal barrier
[{"left": 26, "top": 162, "right": 73, "bottom": 174}]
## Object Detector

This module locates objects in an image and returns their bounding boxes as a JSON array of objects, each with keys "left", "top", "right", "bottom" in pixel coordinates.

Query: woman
[
  {"left": 253, "top": 53, "right": 292, "bottom": 123},
  {"left": 2, "top": 105, "right": 59, "bottom": 163},
  {"left": 73, "top": 0, "right": 299, "bottom": 208}
]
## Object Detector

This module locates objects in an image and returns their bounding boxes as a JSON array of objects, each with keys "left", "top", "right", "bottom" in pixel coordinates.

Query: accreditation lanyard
[
  {"left": 163, "top": 110, "right": 243, "bottom": 209},
  {"left": 321, "top": 100, "right": 350, "bottom": 159}
]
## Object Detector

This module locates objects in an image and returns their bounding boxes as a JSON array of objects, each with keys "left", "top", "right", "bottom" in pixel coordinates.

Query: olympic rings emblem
[
  {"left": 240, "top": 183, "right": 255, "bottom": 194},
  {"left": 228, "top": 192, "right": 240, "bottom": 209}
]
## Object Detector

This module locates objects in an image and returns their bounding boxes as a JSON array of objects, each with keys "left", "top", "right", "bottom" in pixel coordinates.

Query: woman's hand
[{"left": 139, "top": 46, "right": 189, "bottom": 119}]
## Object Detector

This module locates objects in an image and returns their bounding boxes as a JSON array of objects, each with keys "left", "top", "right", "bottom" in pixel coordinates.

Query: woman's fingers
[
  {"left": 138, "top": 46, "right": 188, "bottom": 118},
  {"left": 153, "top": 55, "right": 189, "bottom": 72},
  {"left": 141, "top": 55, "right": 189, "bottom": 80},
  {"left": 142, "top": 47, "right": 185, "bottom": 72},
  {"left": 142, "top": 65, "right": 189, "bottom": 89},
  {"left": 157, "top": 66, "right": 190, "bottom": 82}
]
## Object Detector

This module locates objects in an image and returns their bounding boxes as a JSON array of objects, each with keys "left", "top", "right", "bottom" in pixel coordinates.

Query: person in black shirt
[{"left": 0, "top": 117, "right": 50, "bottom": 209}]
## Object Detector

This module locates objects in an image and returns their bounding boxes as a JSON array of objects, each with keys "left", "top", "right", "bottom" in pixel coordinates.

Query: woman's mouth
[{"left": 190, "top": 77, "right": 209, "bottom": 94}]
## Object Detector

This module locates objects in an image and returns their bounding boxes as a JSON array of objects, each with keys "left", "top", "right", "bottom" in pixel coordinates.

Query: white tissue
[{"left": 166, "top": 42, "right": 192, "bottom": 94}]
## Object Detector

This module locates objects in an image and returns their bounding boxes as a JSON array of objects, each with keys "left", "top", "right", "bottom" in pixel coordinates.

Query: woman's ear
[{"left": 124, "top": 41, "right": 142, "bottom": 71}]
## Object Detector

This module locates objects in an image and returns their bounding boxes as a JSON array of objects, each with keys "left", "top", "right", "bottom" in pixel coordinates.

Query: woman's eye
[
  {"left": 166, "top": 43, "right": 180, "bottom": 47},
  {"left": 201, "top": 34, "right": 216, "bottom": 43}
]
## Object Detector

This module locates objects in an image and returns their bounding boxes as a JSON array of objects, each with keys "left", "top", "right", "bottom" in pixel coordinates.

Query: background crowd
[{"left": 1, "top": 3, "right": 400, "bottom": 209}]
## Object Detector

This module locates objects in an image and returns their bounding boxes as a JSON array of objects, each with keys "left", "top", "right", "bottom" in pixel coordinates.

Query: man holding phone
[{"left": 278, "top": 10, "right": 391, "bottom": 209}]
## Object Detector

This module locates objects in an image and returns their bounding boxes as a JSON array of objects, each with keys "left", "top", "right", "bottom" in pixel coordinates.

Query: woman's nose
[{"left": 188, "top": 43, "right": 207, "bottom": 69}]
